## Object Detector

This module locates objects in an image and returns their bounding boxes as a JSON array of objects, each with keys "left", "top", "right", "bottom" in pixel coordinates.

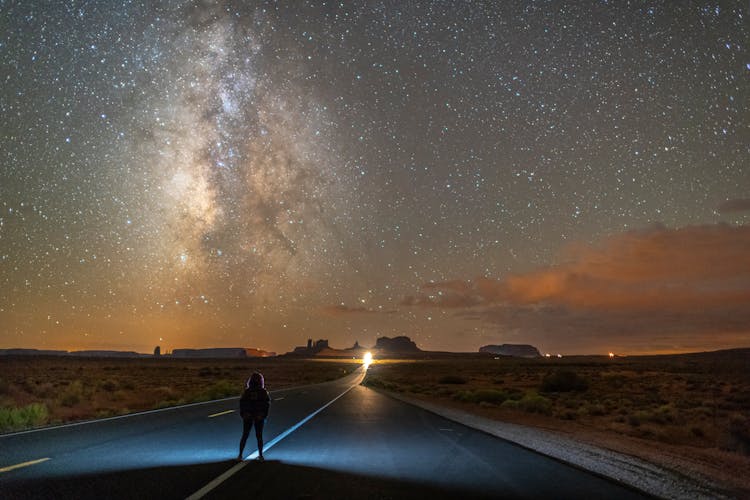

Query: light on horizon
[{"left": 363, "top": 351, "right": 373, "bottom": 368}]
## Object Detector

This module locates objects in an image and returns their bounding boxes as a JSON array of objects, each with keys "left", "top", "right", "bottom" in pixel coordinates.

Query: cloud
[
  {"left": 403, "top": 224, "right": 750, "bottom": 352},
  {"left": 503, "top": 224, "right": 750, "bottom": 310},
  {"left": 717, "top": 199, "right": 750, "bottom": 214}
]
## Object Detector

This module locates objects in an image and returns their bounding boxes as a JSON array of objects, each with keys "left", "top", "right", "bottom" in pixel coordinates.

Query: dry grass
[{"left": 0, "top": 356, "right": 359, "bottom": 432}]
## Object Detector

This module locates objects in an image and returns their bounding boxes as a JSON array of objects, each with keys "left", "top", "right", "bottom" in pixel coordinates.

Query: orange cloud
[
  {"left": 504, "top": 224, "right": 750, "bottom": 311},
  {"left": 404, "top": 224, "right": 750, "bottom": 353}
]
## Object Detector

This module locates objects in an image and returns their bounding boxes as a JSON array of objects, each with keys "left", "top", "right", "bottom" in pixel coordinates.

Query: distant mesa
[
  {"left": 0, "top": 347, "right": 275, "bottom": 358},
  {"left": 171, "top": 347, "right": 275, "bottom": 358},
  {"left": 374, "top": 336, "right": 420, "bottom": 352},
  {"left": 0, "top": 348, "right": 69, "bottom": 356},
  {"left": 0, "top": 348, "right": 146, "bottom": 358},
  {"left": 479, "top": 344, "right": 541, "bottom": 358},
  {"left": 289, "top": 336, "right": 421, "bottom": 357},
  {"left": 69, "top": 350, "right": 143, "bottom": 358},
  {"left": 292, "top": 338, "right": 331, "bottom": 355}
]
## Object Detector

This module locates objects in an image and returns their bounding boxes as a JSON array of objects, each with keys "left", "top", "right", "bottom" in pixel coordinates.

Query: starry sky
[{"left": 1, "top": 1, "right": 748, "bottom": 355}]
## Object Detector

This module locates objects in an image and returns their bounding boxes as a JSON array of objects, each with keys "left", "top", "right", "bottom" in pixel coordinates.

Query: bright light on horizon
[{"left": 363, "top": 351, "right": 373, "bottom": 368}]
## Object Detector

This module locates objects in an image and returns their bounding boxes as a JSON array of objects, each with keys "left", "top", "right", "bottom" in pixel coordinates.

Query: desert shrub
[
  {"left": 109, "top": 390, "right": 127, "bottom": 401},
  {"left": 96, "top": 408, "right": 117, "bottom": 418},
  {"left": 502, "top": 393, "right": 552, "bottom": 415},
  {"left": 0, "top": 403, "right": 48, "bottom": 432},
  {"left": 60, "top": 380, "right": 84, "bottom": 407},
  {"left": 722, "top": 414, "right": 750, "bottom": 455},
  {"left": 560, "top": 409, "right": 578, "bottom": 420},
  {"left": 726, "top": 390, "right": 750, "bottom": 410},
  {"left": 506, "top": 388, "right": 524, "bottom": 401},
  {"left": 455, "top": 389, "right": 509, "bottom": 405},
  {"left": 675, "top": 397, "right": 700, "bottom": 409},
  {"left": 540, "top": 370, "right": 588, "bottom": 392},
  {"left": 99, "top": 380, "right": 118, "bottom": 392},
  {"left": 33, "top": 382, "right": 55, "bottom": 398},
  {"left": 600, "top": 373, "right": 627, "bottom": 390},
  {"left": 653, "top": 404, "right": 676, "bottom": 424},
  {"left": 586, "top": 403, "right": 608, "bottom": 416},
  {"left": 0, "top": 378, "right": 10, "bottom": 395},
  {"left": 518, "top": 393, "right": 552, "bottom": 414},
  {"left": 25, "top": 402, "right": 48, "bottom": 427},
  {"left": 454, "top": 390, "right": 473, "bottom": 402},
  {"left": 202, "top": 380, "right": 237, "bottom": 400},
  {"left": 155, "top": 386, "right": 177, "bottom": 399},
  {"left": 364, "top": 377, "right": 398, "bottom": 391},
  {"left": 120, "top": 380, "right": 135, "bottom": 391},
  {"left": 562, "top": 398, "right": 581, "bottom": 409},
  {"left": 628, "top": 410, "right": 652, "bottom": 427},
  {"left": 407, "top": 384, "right": 430, "bottom": 393},
  {"left": 691, "top": 426, "right": 705, "bottom": 437},
  {"left": 438, "top": 375, "right": 467, "bottom": 384}
]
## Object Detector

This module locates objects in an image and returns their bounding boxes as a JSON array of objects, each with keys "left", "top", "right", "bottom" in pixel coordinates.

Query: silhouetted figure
[{"left": 238, "top": 372, "right": 270, "bottom": 461}]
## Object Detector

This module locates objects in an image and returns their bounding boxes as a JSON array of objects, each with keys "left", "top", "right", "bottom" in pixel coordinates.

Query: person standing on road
[{"left": 238, "top": 371, "right": 271, "bottom": 461}]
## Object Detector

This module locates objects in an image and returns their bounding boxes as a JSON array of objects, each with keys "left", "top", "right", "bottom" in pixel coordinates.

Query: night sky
[{"left": 1, "top": 1, "right": 748, "bottom": 355}]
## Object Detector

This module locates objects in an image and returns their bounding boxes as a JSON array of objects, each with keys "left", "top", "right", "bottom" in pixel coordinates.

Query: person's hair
[{"left": 246, "top": 372, "right": 264, "bottom": 389}]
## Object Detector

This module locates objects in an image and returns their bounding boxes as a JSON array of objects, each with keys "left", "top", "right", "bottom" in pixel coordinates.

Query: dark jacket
[{"left": 239, "top": 388, "right": 270, "bottom": 420}]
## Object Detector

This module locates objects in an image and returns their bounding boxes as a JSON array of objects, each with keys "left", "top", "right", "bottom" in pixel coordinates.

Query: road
[{"left": 0, "top": 367, "right": 648, "bottom": 499}]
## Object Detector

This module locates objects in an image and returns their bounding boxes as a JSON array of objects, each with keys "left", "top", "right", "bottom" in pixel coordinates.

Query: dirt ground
[
  {"left": 0, "top": 356, "right": 359, "bottom": 430},
  {"left": 363, "top": 350, "right": 750, "bottom": 495}
]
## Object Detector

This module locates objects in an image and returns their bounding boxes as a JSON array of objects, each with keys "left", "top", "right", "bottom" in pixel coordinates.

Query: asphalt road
[{"left": 0, "top": 367, "right": 649, "bottom": 499}]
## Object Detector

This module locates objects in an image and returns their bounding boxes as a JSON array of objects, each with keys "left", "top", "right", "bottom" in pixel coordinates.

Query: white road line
[
  {"left": 208, "top": 410, "right": 235, "bottom": 418},
  {"left": 0, "top": 457, "right": 51, "bottom": 473},
  {"left": 186, "top": 376, "right": 362, "bottom": 500}
]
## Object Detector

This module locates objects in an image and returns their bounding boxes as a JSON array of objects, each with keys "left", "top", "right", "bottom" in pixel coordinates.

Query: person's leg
[
  {"left": 254, "top": 418, "right": 265, "bottom": 459},
  {"left": 238, "top": 417, "right": 252, "bottom": 459}
]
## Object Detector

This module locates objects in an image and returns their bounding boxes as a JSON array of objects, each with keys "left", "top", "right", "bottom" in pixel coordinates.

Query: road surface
[{"left": 0, "top": 367, "right": 648, "bottom": 499}]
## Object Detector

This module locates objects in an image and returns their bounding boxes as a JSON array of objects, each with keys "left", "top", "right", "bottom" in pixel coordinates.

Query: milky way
[{"left": 1, "top": 1, "right": 748, "bottom": 354}]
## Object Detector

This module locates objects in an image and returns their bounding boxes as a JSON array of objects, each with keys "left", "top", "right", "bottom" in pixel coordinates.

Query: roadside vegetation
[{"left": 0, "top": 357, "right": 358, "bottom": 433}]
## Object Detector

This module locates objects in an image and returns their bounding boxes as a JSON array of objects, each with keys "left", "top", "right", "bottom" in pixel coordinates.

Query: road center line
[
  {"left": 0, "top": 457, "right": 51, "bottom": 473},
  {"left": 207, "top": 410, "right": 234, "bottom": 418},
  {"left": 186, "top": 375, "right": 362, "bottom": 500}
]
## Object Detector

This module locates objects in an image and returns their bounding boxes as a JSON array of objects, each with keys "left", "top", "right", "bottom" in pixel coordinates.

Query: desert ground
[
  {"left": 0, "top": 356, "right": 359, "bottom": 432},
  {"left": 363, "top": 349, "right": 750, "bottom": 495},
  {"left": 2, "top": 350, "right": 748, "bottom": 494}
]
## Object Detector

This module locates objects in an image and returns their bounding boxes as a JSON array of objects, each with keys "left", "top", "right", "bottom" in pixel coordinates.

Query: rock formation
[
  {"left": 374, "top": 336, "right": 420, "bottom": 352},
  {"left": 479, "top": 344, "right": 541, "bottom": 358}
]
